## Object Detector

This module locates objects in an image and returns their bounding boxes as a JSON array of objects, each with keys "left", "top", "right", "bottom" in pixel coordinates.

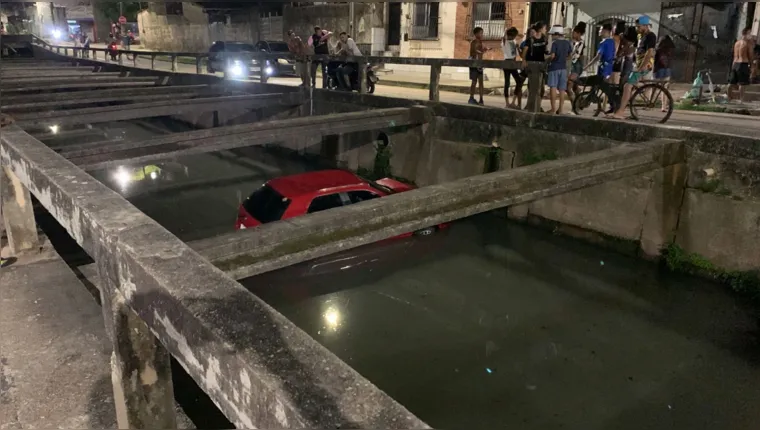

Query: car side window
[
  {"left": 347, "top": 191, "right": 381, "bottom": 204},
  {"left": 254, "top": 41, "right": 264, "bottom": 51},
  {"left": 210, "top": 42, "right": 223, "bottom": 53},
  {"left": 307, "top": 193, "right": 344, "bottom": 214}
]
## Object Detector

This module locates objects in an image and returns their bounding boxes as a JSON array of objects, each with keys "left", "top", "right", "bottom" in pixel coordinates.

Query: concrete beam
[
  {"left": 0, "top": 166, "right": 39, "bottom": 254},
  {"left": 2, "top": 92, "right": 206, "bottom": 113},
  {"left": 0, "top": 70, "right": 107, "bottom": 79},
  {"left": 33, "top": 128, "right": 106, "bottom": 142},
  {"left": 1, "top": 84, "right": 213, "bottom": 105},
  {"left": 1, "top": 81, "right": 159, "bottom": 93},
  {"left": 189, "top": 139, "right": 686, "bottom": 280},
  {"left": 63, "top": 107, "right": 426, "bottom": 169},
  {"left": 1, "top": 75, "right": 156, "bottom": 89},
  {"left": 0, "top": 125, "right": 427, "bottom": 429},
  {"left": 0, "top": 66, "right": 95, "bottom": 73},
  {"left": 15, "top": 93, "right": 303, "bottom": 129}
]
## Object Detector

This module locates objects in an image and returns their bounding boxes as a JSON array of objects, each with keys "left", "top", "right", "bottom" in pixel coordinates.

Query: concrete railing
[
  {"left": 0, "top": 121, "right": 430, "bottom": 428},
  {"left": 32, "top": 40, "right": 547, "bottom": 112}
]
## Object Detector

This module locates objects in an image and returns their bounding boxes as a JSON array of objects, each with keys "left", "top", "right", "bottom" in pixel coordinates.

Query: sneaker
[
  {"left": 478, "top": 100, "right": 485, "bottom": 106},
  {"left": 0, "top": 257, "right": 17, "bottom": 268},
  {"left": 468, "top": 97, "right": 478, "bottom": 105}
]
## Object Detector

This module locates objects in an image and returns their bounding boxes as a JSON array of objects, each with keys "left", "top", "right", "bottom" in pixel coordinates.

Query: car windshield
[
  {"left": 243, "top": 185, "right": 291, "bottom": 223},
  {"left": 227, "top": 43, "right": 256, "bottom": 52},
  {"left": 268, "top": 42, "right": 289, "bottom": 52}
]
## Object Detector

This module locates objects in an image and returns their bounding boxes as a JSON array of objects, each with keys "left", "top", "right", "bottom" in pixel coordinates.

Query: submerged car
[{"left": 236, "top": 169, "right": 447, "bottom": 237}]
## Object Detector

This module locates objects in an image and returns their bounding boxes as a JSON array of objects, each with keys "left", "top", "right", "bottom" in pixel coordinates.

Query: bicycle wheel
[
  {"left": 572, "top": 89, "right": 604, "bottom": 116},
  {"left": 629, "top": 83, "right": 674, "bottom": 124}
]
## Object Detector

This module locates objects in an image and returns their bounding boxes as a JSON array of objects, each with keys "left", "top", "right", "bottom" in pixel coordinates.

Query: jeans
[{"left": 310, "top": 61, "right": 326, "bottom": 88}]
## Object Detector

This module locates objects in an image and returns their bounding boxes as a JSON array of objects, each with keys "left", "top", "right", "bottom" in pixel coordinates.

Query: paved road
[{"left": 55, "top": 44, "right": 760, "bottom": 138}]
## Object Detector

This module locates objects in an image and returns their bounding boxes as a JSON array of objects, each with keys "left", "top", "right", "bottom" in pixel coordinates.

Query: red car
[{"left": 236, "top": 169, "right": 447, "bottom": 237}]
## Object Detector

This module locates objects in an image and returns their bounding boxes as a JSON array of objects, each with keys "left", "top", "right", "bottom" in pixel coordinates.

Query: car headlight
[
  {"left": 51, "top": 29, "right": 62, "bottom": 39},
  {"left": 229, "top": 61, "right": 245, "bottom": 78},
  {"left": 265, "top": 66, "right": 274, "bottom": 75},
  {"left": 277, "top": 58, "right": 288, "bottom": 65}
]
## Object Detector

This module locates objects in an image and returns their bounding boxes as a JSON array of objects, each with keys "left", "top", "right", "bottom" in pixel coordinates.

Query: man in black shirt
[{"left": 310, "top": 26, "right": 332, "bottom": 88}]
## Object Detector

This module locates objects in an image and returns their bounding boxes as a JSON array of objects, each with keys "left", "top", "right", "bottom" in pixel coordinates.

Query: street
[{"left": 59, "top": 42, "right": 760, "bottom": 138}]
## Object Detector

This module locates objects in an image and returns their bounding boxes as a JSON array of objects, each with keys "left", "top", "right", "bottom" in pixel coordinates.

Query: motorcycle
[
  {"left": 107, "top": 41, "right": 119, "bottom": 61},
  {"left": 326, "top": 62, "right": 378, "bottom": 94}
]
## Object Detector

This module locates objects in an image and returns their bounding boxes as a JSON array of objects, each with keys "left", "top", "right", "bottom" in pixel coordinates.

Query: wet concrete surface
[{"left": 245, "top": 214, "right": 760, "bottom": 430}]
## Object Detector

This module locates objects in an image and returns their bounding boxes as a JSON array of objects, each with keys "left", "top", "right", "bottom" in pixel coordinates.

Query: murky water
[
  {"left": 245, "top": 214, "right": 760, "bottom": 430},
  {"left": 46, "top": 117, "right": 760, "bottom": 429}
]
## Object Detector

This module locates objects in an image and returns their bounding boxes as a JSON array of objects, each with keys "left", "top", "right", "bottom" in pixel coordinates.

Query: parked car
[
  {"left": 236, "top": 169, "right": 448, "bottom": 237},
  {"left": 253, "top": 40, "right": 295, "bottom": 76},
  {"left": 206, "top": 41, "right": 257, "bottom": 75}
]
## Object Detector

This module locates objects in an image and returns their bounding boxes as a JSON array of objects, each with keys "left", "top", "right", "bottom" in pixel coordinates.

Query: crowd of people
[
  {"left": 286, "top": 26, "right": 363, "bottom": 90},
  {"left": 469, "top": 16, "right": 758, "bottom": 116}
]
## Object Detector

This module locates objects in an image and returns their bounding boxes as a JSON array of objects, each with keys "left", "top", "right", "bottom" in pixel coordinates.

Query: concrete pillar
[
  {"left": 1, "top": 166, "right": 39, "bottom": 254},
  {"left": 171, "top": 55, "right": 178, "bottom": 72},
  {"left": 429, "top": 63, "right": 441, "bottom": 101},
  {"left": 525, "top": 69, "right": 544, "bottom": 113},
  {"left": 97, "top": 260, "right": 176, "bottom": 429},
  {"left": 639, "top": 162, "right": 687, "bottom": 258}
]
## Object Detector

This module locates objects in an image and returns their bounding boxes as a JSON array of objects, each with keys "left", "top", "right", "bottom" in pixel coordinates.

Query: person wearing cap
[
  {"left": 609, "top": 15, "right": 656, "bottom": 120},
  {"left": 547, "top": 25, "right": 572, "bottom": 114}
]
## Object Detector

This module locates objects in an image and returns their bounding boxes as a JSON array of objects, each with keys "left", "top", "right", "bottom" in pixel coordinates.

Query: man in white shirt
[{"left": 336, "top": 32, "right": 363, "bottom": 90}]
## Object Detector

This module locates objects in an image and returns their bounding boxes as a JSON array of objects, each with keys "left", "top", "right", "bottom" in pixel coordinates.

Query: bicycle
[{"left": 572, "top": 74, "right": 674, "bottom": 124}]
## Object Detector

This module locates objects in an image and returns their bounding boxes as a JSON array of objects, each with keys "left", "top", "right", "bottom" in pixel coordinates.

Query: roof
[{"left": 267, "top": 170, "right": 365, "bottom": 197}]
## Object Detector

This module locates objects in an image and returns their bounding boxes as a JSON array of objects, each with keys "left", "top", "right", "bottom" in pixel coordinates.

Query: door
[
  {"left": 387, "top": 2, "right": 402, "bottom": 47},
  {"left": 529, "top": 2, "right": 552, "bottom": 27}
]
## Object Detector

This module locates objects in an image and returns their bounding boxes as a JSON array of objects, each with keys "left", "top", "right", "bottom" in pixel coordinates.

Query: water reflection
[{"left": 246, "top": 214, "right": 760, "bottom": 430}]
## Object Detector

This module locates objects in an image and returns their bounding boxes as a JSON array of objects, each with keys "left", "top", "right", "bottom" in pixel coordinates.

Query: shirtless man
[
  {"left": 729, "top": 27, "right": 753, "bottom": 103},
  {"left": 287, "top": 30, "right": 310, "bottom": 87}
]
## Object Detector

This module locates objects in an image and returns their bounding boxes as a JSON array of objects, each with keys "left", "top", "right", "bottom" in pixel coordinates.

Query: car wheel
[{"left": 413, "top": 226, "right": 436, "bottom": 236}]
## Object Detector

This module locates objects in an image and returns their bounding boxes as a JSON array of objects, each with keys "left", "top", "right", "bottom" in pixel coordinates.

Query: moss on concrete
[
  {"left": 662, "top": 243, "right": 760, "bottom": 300},
  {"left": 521, "top": 149, "right": 558, "bottom": 166}
]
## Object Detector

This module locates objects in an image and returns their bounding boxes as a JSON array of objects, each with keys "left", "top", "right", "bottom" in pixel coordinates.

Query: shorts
[
  {"left": 547, "top": 69, "right": 568, "bottom": 91},
  {"left": 469, "top": 67, "right": 484, "bottom": 80},
  {"left": 730, "top": 62, "right": 750, "bottom": 85},
  {"left": 654, "top": 68, "right": 671, "bottom": 80},
  {"left": 570, "top": 61, "right": 583, "bottom": 77},
  {"left": 626, "top": 71, "right": 647, "bottom": 85}
]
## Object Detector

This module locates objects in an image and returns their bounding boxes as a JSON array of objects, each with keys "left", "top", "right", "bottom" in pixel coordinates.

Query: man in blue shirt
[
  {"left": 547, "top": 25, "right": 573, "bottom": 114},
  {"left": 583, "top": 23, "right": 616, "bottom": 111}
]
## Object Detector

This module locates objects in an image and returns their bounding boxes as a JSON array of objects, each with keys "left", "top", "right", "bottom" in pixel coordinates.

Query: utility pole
[{"left": 349, "top": 2, "right": 355, "bottom": 36}]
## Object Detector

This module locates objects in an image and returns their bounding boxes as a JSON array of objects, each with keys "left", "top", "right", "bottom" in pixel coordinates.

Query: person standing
[
  {"left": 287, "top": 30, "right": 310, "bottom": 87},
  {"left": 309, "top": 26, "right": 332, "bottom": 88},
  {"left": 609, "top": 16, "right": 656, "bottom": 120},
  {"left": 567, "top": 22, "right": 586, "bottom": 104},
  {"left": 728, "top": 27, "right": 753, "bottom": 103},
  {"left": 501, "top": 27, "right": 524, "bottom": 109},
  {"left": 547, "top": 25, "right": 572, "bottom": 114},
  {"left": 654, "top": 35, "right": 675, "bottom": 112},
  {"left": 468, "top": 27, "right": 491, "bottom": 105},
  {"left": 521, "top": 22, "right": 549, "bottom": 107},
  {"left": 335, "top": 32, "right": 362, "bottom": 91}
]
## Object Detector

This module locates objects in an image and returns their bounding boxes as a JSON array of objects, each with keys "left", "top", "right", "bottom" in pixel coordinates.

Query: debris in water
[
  {"left": 485, "top": 368, "right": 493, "bottom": 374},
  {"left": 526, "top": 384, "right": 537, "bottom": 391},
  {"left": 668, "top": 405, "right": 672, "bottom": 410},
  {"left": 600, "top": 261, "right": 605, "bottom": 266}
]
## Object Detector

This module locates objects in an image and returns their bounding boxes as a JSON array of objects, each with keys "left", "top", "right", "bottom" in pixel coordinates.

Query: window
[
  {"left": 347, "top": 191, "right": 381, "bottom": 204},
  {"left": 226, "top": 43, "right": 256, "bottom": 52},
  {"left": 473, "top": 2, "right": 506, "bottom": 40},
  {"left": 307, "top": 193, "right": 344, "bottom": 214},
  {"left": 410, "top": 2, "right": 439, "bottom": 40},
  {"left": 243, "top": 185, "right": 291, "bottom": 223}
]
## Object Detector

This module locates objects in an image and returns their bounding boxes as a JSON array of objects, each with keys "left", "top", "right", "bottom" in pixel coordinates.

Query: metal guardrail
[{"left": 32, "top": 39, "right": 548, "bottom": 112}]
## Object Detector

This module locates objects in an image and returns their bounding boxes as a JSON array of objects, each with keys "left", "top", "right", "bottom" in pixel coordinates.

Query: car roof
[{"left": 267, "top": 170, "right": 366, "bottom": 197}]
